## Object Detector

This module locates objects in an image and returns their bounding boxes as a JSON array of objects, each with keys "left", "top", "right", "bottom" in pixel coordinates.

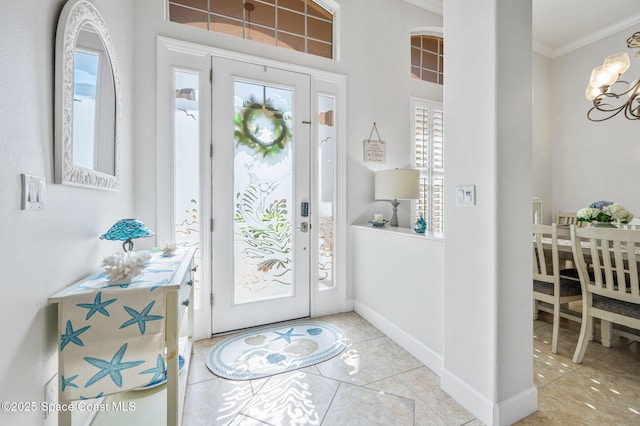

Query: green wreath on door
[{"left": 235, "top": 97, "right": 291, "bottom": 157}]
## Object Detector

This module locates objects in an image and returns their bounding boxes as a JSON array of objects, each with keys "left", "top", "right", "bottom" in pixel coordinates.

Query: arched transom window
[
  {"left": 168, "top": 0, "right": 335, "bottom": 59},
  {"left": 411, "top": 34, "right": 444, "bottom": 85}
]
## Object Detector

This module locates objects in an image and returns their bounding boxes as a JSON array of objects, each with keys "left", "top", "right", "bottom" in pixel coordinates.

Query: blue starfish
[
  {"left": 76, "top": 291, "right": 117, "bottom": 320},
  {"left": 83, "top": 343, "right": 145, "bottom": 388},
  {"left": 270, "top": 327, "right": 304, "bottom": 344},
  {"left": 61, "top": 374, "right": 78, "bottom": 391},
  {"left": 80, "top": 392, "right": 103, "bottom": 400},
  {"left": 60, "top": 320, "right": 91, "bottom": 351},
  {"left": 139, "top": 354, "right": 165, "bottom": 383},
  {"left": 119, "top": 301, "right": 164, "bottom": 335}
]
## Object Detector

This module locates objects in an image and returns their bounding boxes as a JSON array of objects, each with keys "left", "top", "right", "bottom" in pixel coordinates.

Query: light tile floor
[
  {"left": 183, "top": 312, "right": 478, "bottom": 425},
  {"left": 516, "top": 308, "right": 640, "bottom": 425},
  {"left": 183, "top": 310, "right": 640, "bottom": 425}
]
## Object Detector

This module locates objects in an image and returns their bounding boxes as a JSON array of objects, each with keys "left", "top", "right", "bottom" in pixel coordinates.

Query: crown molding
[
  {"left": 403, "top": 0, "right": 443, "bottom": 16},
  {"left": 551, "top": 12, "right": 640, "bottom": 58},
  {"left": 532, "top": 40, "right": 555, "bottom": 59}
]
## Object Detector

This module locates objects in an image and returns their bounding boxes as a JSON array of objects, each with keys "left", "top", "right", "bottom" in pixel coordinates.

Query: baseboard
[
  {"left": 353, "top": 300, "right": 443, "bottom": 374},
  {"left": 441, "top": 367, "right": 538, "bottom": 426}
]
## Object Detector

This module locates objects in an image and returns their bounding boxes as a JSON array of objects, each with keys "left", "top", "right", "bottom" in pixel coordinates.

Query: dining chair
[
  {"left": 533, "top": 223, "right": 583, "bottom": 353},
  {"left": 618, "top": 218, "right": 640, "bottom": 230},
  {"left": 555, "top": 211, "right": 586, "bottom": 227},
  {"left": 570, "top": 225, "right": 640, "bottom": 363}
]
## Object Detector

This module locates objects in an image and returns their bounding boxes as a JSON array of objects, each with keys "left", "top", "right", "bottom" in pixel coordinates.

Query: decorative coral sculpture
[
  {"left": 161, "top": 242, "right": 178, "bottom": 257},
  {"left": 102, "top": 251, "right": 151, "bottom": 284}
]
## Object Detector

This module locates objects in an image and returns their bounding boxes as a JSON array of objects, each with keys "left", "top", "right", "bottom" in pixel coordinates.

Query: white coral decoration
[
  {"left": 161, "top": 242, "right": 177, "bottom": 256},
  {"left": 102, "top": 251, "right": 151, "bottom": 282}
]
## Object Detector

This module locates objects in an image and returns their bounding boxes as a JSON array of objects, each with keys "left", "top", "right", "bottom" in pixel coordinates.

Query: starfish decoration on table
[
  {"left": 119, "top": 300, "right": 164, "bottom": 335},
  {"left": 60, "top": 320, "right": 91, "bottom": 351},
  {"left": 270, "top": 327, "right": 304, "bottom": 344},
  {"left": 61, "top": 374, "right": 78, "bottom": 391},
  {"left": 139, "top": 354, "right": 165, "bottom": 383},
  {"left": 83, "top": 343, "right": 145, "bottom": 388},
  {"left": 76, "top": 291, "right": 117, "bottom": 320},
  {"left": 80, "top": 392, "right": 104, "bottom": 400}
]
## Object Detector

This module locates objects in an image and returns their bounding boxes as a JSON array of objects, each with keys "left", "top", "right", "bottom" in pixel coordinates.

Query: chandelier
[{"left": 585, "top": 32, "right": 640, "bottom": 121}]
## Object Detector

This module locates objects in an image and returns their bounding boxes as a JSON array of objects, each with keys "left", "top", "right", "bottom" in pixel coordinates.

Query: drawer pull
[
  {"left": 186, "top": 280, "right": 194, "bottom": 287},
  {"left": 182, "top": 299, "right": 190, "bottom": 307}
]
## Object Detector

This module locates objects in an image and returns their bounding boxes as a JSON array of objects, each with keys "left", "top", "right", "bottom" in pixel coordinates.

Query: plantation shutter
[{"left": 412, "top": 100, "right": 444, "bottom": 234}]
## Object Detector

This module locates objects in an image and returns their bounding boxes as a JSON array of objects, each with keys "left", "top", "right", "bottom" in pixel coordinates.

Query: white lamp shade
[
  {"left": 585, "top": 83, "right": 601, "bottom": 101},
  {"left": 375, "top": 169, "right": 420, "bottom": 200},
  {"left": 589, "top": 65, "right": 617, "bottom": 88},
  {"left": 603, "top": 52, "right": 630, "bottom": 76}
]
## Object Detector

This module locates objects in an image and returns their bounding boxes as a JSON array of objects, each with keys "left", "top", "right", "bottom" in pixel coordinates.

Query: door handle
[{"left": 297, "top": 222, "right": 309, "bottom": 233}]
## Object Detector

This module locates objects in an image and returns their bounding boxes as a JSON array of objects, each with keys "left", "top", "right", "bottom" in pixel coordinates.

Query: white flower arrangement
[
  {"left": 577, "top": 200, "right": 634, "bottom": 224},
  {"left": 102, "top": 251, "right": 151, "bottom": 283}
]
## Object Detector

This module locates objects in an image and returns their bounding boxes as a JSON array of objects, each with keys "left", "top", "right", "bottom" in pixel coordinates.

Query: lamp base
[{"left": 389, "top": 199, "right": 400, "bottom": 227}]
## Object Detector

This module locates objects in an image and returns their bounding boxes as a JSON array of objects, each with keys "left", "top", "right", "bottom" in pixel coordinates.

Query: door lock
[{"left": 298, "top": 222, "right": 309, "bottom": 233}]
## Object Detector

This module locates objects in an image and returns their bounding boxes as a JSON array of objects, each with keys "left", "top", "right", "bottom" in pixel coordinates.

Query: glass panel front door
[{"left": 211, "top": 57, "right": 311, "bottom": 333}]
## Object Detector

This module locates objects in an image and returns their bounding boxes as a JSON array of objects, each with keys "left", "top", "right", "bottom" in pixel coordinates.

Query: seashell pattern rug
[{"left": 205, "top": 321, "right": 347, "bottom": 380}]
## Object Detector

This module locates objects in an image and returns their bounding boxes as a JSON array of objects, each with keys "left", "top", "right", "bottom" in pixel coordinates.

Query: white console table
[{"left": 48, "top": 247, "right": 196, "bottom": 426}]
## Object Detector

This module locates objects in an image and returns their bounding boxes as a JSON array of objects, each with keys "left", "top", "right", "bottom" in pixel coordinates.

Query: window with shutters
[
  {"left": 167, "top": 0, "right": 335, "bottom": 59},
  {"left": 411, "top": 98, "right": 444, "bottom": 235}
]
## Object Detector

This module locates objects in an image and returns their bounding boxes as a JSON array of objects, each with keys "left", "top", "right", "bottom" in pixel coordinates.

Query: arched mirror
[{"left": 55, "top": 0, "right": 120, "bottom": 190}]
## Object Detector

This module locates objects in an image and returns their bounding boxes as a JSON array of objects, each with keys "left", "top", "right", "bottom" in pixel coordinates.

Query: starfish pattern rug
[{"left": 205, "top": 321, "right": 347, "bottom": 380}]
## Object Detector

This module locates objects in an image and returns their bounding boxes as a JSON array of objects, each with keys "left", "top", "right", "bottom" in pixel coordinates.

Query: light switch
[
  {"left": 21, "top": 174, "right": 45, "bottom": 210},
  {"left": 455, "top": 184, "right": 475, "bottom": 206}
]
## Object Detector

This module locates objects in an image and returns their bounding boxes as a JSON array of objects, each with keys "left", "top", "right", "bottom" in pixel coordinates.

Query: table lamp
[
  {"left": 374, "top": 169, "right": 420, "bottom": 226},
  {"left": 100, "top": 218, "right": 154, "bottom": 252}
]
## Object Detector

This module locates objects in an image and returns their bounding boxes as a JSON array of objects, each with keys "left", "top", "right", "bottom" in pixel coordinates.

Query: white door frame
[{"left": 156, "top": 36, "right": 348, "bottom": 339}]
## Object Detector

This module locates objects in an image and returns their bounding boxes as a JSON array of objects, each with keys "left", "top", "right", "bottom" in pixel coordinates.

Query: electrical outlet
[{"left": 44, "top": 374, "right": 57, "bottom": 419}]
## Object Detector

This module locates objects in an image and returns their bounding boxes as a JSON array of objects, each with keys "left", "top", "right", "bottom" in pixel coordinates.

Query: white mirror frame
[{"left": 54, "top": 0, "right": 121, "bottom": 190}]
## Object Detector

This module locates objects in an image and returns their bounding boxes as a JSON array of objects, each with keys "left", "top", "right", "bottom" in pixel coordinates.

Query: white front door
[{"left": 210, "top": 57, "right": 311, "bottom": 333}]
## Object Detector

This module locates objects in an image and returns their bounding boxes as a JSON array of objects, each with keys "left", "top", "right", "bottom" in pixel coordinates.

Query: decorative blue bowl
[{"left": 369, "top": 220, "right": 388, "bottom": 228}]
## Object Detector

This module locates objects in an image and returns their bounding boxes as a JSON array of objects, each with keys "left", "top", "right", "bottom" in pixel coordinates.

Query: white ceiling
[{"left": 404, "top": 0, "right": 640, "bottom": 58}]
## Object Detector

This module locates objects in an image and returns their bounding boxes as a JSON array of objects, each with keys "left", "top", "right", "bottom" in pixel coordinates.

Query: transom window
[
  {"left": 168, "top": 0, "right": 335, "bottom": 59},
  {"left": 411, "top": 34, "right": 444, "bottom": 85}
]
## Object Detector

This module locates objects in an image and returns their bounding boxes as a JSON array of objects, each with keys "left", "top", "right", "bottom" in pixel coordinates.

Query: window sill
[{"left": 351, "top": 223, "right": 443, "bottom": 241}]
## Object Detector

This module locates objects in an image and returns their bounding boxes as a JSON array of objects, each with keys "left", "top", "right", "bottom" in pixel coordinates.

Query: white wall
[
  {"left": 442, "top": 1, "right": 536, "bottom": 424},
  {"left": 0, "top": 1, "right": 134, "bottom": 424},
  {"left": 352, "top": 227, "right": 444, "bottom": 371},
  {"left": 549, "top": 28, "right": 640, "bottom": 218},
  {"left": 532, "top": 53, "right": 553, "bottom": 223}
]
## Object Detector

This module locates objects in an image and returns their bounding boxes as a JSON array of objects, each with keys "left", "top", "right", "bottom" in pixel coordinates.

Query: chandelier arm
[
  {"left": 587, "top": 105, "right": 626, "bottom": 122},
  {"left": 588, "top": 80, "right": 640, "bottom": 121},
  {"left": 627, "top": 31, "right": 640, "bottom": 49}
]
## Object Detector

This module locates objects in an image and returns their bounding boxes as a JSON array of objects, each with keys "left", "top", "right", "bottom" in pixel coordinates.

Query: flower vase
[{"left": 590, "top": 221, "right": 617, "bottom": 228}]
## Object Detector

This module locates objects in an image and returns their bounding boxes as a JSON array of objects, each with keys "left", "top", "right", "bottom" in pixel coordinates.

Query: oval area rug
[{"left": 205, "top": 321, "right": 347, "bottom": 380}]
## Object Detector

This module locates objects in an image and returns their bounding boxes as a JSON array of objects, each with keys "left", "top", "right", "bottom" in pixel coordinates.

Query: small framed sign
[
  {"left": 363, "top": 122, "right": 386, "bottom": 163},
  {"left": 363, "top": 139, "right": 386, "bottom": 163}
]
